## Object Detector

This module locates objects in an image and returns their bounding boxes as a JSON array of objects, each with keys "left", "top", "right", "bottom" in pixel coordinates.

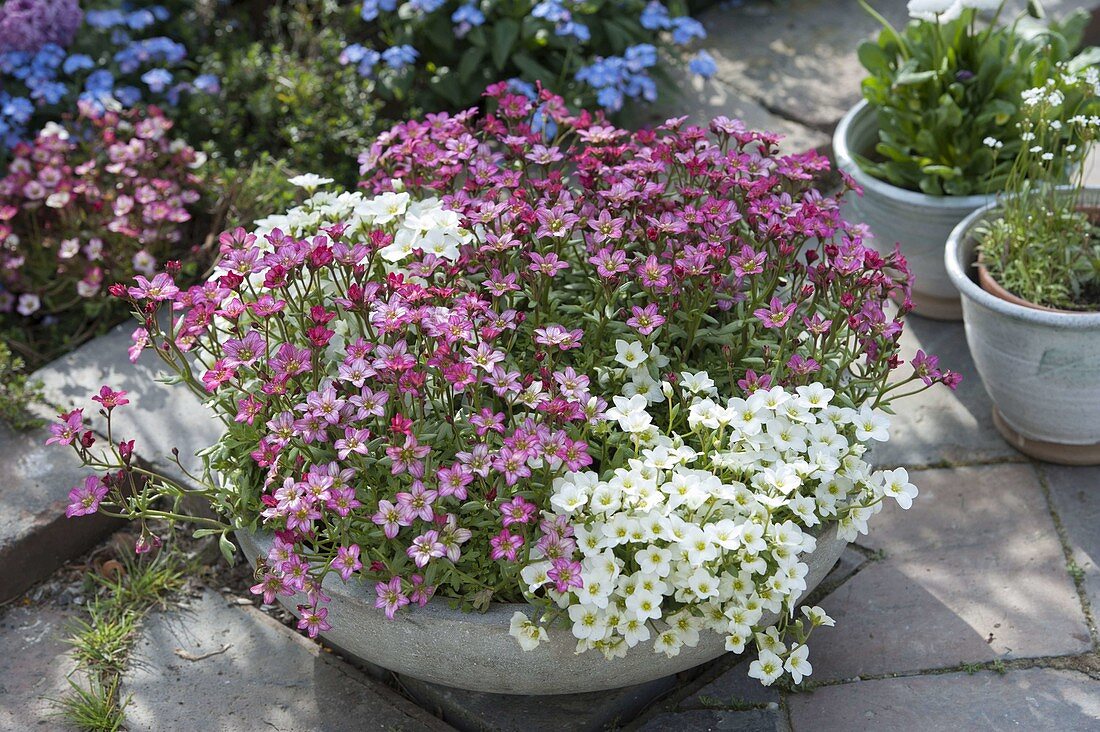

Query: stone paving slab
[
  {"left": 0, "top": 603, "right": 80, "bottom": 729},
  {"left": 680, "top": 657, "right": 780, "bottom": 712},
  {"left": 1043, "top": 464, "right": 1100, "bottom": 616},
  {"left": 699, "top": 0, "right": 911, "bottom": 131},
  {"left": 33, "top": 318, "right": 220, "bottom": 493},
  {"left": 399, "top": 672, "right": 676, "bottom": 732},
  {"left": 0, "top": 422, "right": 123, "bottom": 603},
  {"left": 644, "top": 73, "right": 828, "bottom": 153},
  {"left": 807, "top": 464, "right": 1091, "bottom": 682},
  {"left": 637, "top": 707, "right": 784, "bottom": 732},
  {"left": 787, "top": 668, "right": 1100, "bottom": 731},
  {"left": 122, "top": 589, "right": 451, "bottom": 732},
  {"left": 872, "top": 316, "right": 1019, "bottom": 468}
]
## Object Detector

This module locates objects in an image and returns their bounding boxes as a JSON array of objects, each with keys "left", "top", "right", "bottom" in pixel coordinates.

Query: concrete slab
[
  {"left": 808, "top": 465, "right": 1091, "bottom": 681},
  {"left": 787, "top": 668, "right": 1100, "bottom": 732},
  {"left": 0, "top": 422, "right": 123, "bottom": 603},
  {"left": 1043, "top": 464, "right": 1100, "bottom": 614},
  {"left": 0, "top": 603, "right": 80, "bottom": 729},
  {"left": 122, "top": 589, "right": 450, "bottom": 732}
]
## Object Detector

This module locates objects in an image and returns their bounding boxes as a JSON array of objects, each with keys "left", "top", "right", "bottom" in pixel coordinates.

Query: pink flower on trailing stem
[
  {"left": 297, "top": 604, "right": 332, "bottom": 638},
  {"left": 251, "top": 572, "right": 292, "bottom": 605},
  {"left": 46, "top": 409, "right": 83, "bottom": 446},
  {"left": 65, "top": 475, "right": 108, "bottom": 517},
  {"left": 91, "top": 386, "right": 129, "bottom": 411}
]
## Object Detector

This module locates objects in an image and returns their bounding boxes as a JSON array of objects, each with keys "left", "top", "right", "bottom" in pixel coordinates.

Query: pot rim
[
  {"left": 833, "top": 100, "right": 993, "bottom": 208},
  {"left": 945, "top": 192, "right": 1100, "bottom": 328}
]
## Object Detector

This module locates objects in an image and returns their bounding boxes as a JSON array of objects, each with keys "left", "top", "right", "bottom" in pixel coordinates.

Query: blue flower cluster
[
  {"left": 338, "top": 0, "right": 714, "bottom": 114},
  {"left": 531, "top": 0, "right": 590, "bottom": 42},
  {"left": 0, "top": 4, "right": 218, "bottom": 152},
  {"left": 573, "top": 1, "right": 711, "bottom": 112},
  {"left": 575, "top": 44, "right": 661, "bottom": 113}
]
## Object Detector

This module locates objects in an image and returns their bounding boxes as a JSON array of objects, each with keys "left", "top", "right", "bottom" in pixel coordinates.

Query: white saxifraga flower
[
  {"left": 614, "top": 339, "right": 649, "bottom": 369},
  {"left": 509, "top": 612, "right": 548, "bottom": 651},
  {"left": 514, "top": 373, "right": 909, "bottom": 687},
  {"left": 287, "top": 173, "right": 334, "bottom": 190}
]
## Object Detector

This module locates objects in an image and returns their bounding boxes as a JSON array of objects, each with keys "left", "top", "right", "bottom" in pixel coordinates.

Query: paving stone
[
  {"left": 0, "top": 422, "right": 123, "bottom": 603},
  {"left": 33, "top": 319, "right": 220, "bottom": 493},
  {"left": 807, "top": 464, "right": 1090, "bottom": 681},
  {"left": 637, "top": 707, "right": 783, "bottom": 732},
  {"left": 858, "top": 464, "right": 1057, "bottom": 557},
  {"left": 787, "top": 668, "right": 1100, "bottom": 732},
  {"left": 681, "top": 657, "right": 780, "bottom": 711},
  {"left": 1042, "top": 464, "right": 1100, "bottom": 614},
  {"left": 641, "top": 73, "right": 828, "bottom": 153},
  {"left": 0, "top": 603, "right": 80, "bottom": 729},
  {"left": 872, "top": 315, "right": 1018, "bottom": 468},
  {"left": 699, "top": 0, "right": 911, "bottom": 131},
  {"left": 399, "top": 672, "right": 676, "bottom": 732},
  {"left": 121, "top": 589, "right": 450, "bottom": 732}
]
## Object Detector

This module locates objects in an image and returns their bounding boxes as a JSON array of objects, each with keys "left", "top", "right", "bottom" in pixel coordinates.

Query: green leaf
[
  {"left": 920, "top": 164, "right": 961, "bottom": 179},
  {"left": 893, "top": 70, "right": 936, "bottom": 86},
  {"left": 492, "top": 19, "right": 521, "bottom": 71},
  {"left": 457, "top": 47, "right": 486, "bottom": 85},
  {"left": 219, "top": 533, "right": 237, "bottom": 564},
  {"left": 857, "top": 41, "right": 891, "bottom": 75},
  {"left": 512, "top": 52, "right": 557, "bottom": 85}
]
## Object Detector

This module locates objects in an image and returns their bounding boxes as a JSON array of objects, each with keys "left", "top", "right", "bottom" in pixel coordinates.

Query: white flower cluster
[
  {"left": 511, "top": 367, "right": 919, "bottom": 686},
  {"left": 907, "top": 0, "right": 999, "bottom": 23},
  {"left": 254, "top": 180, "right": 472, "bottom": 264}
]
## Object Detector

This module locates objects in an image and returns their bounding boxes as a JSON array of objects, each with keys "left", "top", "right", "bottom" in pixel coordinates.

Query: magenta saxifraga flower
[
  {"left": 52, "top": 84, "right": 958, "bottom": 666},
  {"left": 65, "top": 475, "right": 107, "bottom": 518}
]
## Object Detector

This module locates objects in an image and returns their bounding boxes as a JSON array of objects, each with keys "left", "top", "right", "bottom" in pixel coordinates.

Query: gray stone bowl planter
[
  {"left": 945, "top": 190, "right": 1100, "bottom": 465},
  {"left": 238, "top": 524, "right": 848, "bottom": 695},
  {"left": 834, "top": 100, "right": 992, "bottom": 321}
]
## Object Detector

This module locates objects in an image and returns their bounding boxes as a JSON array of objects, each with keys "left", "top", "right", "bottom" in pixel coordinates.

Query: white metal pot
[
  {"left": 945, "top": 190, "right": 1100, "bottom": 465},
  {"left": 237, "top": 524, "right": 848, "bottom": 695},
  {"left": 834, "top": 100, "right": 992, "bottom": 321}
]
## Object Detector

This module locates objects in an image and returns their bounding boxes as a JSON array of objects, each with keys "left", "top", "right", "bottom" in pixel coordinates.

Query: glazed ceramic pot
[
  {"left": 834, "top": 100, "right": 993, "bottom": 321},
  {"left": 237, "top": 523, "right": 848, "bottom": 695},
  {"left": 945, "top": 189, "right": 1100, "bottom": 465}
]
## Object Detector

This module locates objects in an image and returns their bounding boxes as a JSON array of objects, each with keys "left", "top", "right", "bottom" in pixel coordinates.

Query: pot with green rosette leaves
[
  {"left": 947, "top": 66, "right": 1100, "bottom": 465},
  {"left": 48, "top": 89, "right": 957, "bottom": 696},
  {"left": 838, "top": 0, "right": 1097, "bottom": 320}
]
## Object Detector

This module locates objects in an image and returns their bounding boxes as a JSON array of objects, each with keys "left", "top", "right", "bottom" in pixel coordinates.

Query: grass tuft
[{"left": 53, "top": 544, "right": 191, "bottom": 731}]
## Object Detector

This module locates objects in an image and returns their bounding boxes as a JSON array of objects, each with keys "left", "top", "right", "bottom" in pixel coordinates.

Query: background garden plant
[
  {"left": 976, "top": 65, "right": 1100, "bottom": 310},
  {"left": 856, "top": 0, "right": 1098, "bottom": 194},
  {"left": 54, "top": 86, "right": 957, "bottom": 686},
  {"left": 0, "top": 103, "right": 208, "bottom": 367},
  {"left": 337, "top": 0, "right": 714, "bottom": 114},
  {"left": 0, "top": 1, "right": 219, "bottom": 159}
]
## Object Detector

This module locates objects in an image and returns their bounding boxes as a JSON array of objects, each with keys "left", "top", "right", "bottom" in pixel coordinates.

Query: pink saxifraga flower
[
  {"left": 375, "top": 576, "right": 410, "bottom": 619},
  {"left": 66, "top": 475, "right": 108, "bottom": 518}
]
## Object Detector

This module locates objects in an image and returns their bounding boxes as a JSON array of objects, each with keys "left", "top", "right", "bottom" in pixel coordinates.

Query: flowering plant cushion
[{"left": 53, "top": 86, "right": 957, "bottom": 688}]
